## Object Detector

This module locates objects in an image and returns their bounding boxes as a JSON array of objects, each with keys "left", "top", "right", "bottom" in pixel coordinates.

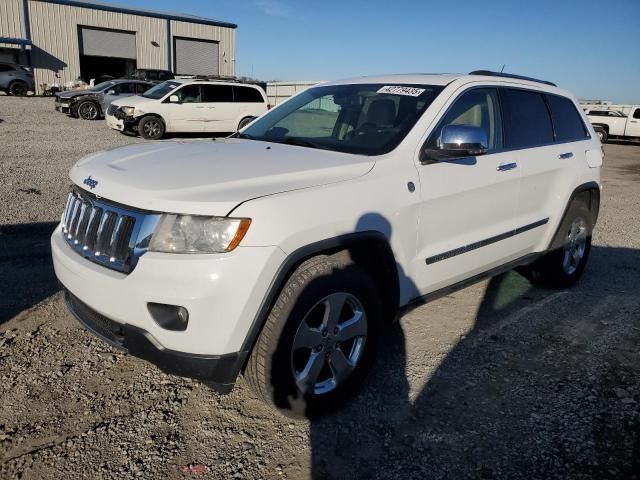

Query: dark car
[
  {"left": 55, "top": 79, "right": 154, "bottom": 120},
  {"left": 127, "top": 69, "right": 174, "bottom": 83},
  {"left": 0, "top": 63, "right": 35, "bottom": 96}
]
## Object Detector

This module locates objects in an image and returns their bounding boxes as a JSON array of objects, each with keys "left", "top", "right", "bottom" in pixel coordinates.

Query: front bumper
[
  {"left": 64, "top": 289, "right": 246, "bottom": 392},
  {"left": 51, "top": 223, "right": 286, "bottom": 384},
  {"left": 105, "top": 113, "right": 124, "bottom": 131},
  {"left": 55, "top": 103, "right": 70, "bottom": 113}
]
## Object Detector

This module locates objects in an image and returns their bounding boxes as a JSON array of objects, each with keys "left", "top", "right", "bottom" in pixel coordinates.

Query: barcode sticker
[{"left": 377, "top": 86, "right": 426, "bottom": 97}]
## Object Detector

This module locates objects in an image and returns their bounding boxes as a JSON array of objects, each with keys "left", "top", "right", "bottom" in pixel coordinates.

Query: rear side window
[
  {"left": 547, "top": 94, "right": 588, "bottom": 142},
  {"left": 234, "top": 86, "right": 264, "bottom": 103},
  {"left": 0, "top": 64, "right": 13, "bottom": 72},
  {"left": 201, "top": 84, "right": 233, "bottom": 103},
  {"left": 501, "top": 89, "right": 554, "bottom": 148}
]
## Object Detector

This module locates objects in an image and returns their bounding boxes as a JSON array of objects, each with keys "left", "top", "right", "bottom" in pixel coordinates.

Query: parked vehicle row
[
  {"left": 584, "top": 107, "right": 640, "bottom": 143},
  {"left": 52, "top": 71, "right": 602, "bottom": 418}
]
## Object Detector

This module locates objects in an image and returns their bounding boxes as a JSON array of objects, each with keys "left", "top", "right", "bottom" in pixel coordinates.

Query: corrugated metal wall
[
  {"left": 27, "top": 0, "right": 167, "bottom": 90},
  {"left": 170, "top": 20, "right": 235, "bottom": 76},
  {"left": 0, "top": 0, "right": 26, "bottom": 49}
]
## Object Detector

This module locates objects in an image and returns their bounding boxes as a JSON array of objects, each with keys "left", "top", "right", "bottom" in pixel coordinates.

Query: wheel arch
[
  {"left": 239, "top": 231, "right": 400, "bottom": 363},
  {"left": 548, "top": 181, "right": 600, "bottom": 251},
  {"left": 591, "top": 123, "right": 609, "bottom": 133}
]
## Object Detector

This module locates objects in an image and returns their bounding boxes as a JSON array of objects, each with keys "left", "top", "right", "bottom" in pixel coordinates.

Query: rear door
[
  {"left": 414, "top": 87, "right": 524, "bottom": 294},
  {"left": 200, "top": 84, "right": 235, "bottom": 132},
  {"left": 626, "top": 107, "right": 640, "bottom": 137},
  {"left": 507, "top": 89, "right": 591, "bottom": 252},
  {"left": 233, "top": 85, "right": 268, "bottom": 126}
]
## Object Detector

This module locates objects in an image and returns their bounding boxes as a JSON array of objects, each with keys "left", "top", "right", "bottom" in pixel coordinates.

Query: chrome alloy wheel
[
  {"left": 143, "top": 119, "right": 161, "bottom": 137},
  {"left": 79, "top": 102, "right": 98, "bottom": 120},
  {"left": 291, "top": 292, "right": 367, "bottom": 395},
  {"left": 562, "top": 217, "right": 588, "bottom": 275}
]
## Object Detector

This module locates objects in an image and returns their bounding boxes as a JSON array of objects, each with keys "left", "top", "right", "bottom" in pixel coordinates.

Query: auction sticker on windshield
[{"left": 377, "top": 86, "right": 426, "bottom": 96}]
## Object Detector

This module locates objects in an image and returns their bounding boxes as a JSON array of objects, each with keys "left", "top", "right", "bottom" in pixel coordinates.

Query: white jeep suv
[
  {"left": 106, "top": 79, "right": 269, "bottom": 140},
  {"left": 52, "top": 71, "right": 602, "bottom": 418}
]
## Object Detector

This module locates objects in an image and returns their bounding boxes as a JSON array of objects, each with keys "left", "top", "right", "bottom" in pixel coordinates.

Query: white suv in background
[
  {"left": 52, "top": 71, "right": 602, "bottom": 418},
  {"left": 106, "top": 79, "right": 269, "bottom": 139}
]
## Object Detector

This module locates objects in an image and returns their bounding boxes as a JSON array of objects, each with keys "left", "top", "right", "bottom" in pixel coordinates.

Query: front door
[
  {"left": 414, "top": 87, "right": 524, "bottom": 295},
  {"left": 167, "top": 84, "right": 204, "bottom": 132},
  {"left": 626, "top": 107, "right": 640, "bottom": 137}
]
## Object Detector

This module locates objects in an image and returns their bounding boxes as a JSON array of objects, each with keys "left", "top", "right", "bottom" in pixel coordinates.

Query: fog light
[{"left": 147, "top": 303, "right": 189, "bottom": 331}]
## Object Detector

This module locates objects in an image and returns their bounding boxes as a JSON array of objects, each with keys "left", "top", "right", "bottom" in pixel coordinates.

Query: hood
[
  {"left": 57, "top": 89, "right": 98, "bottom": 99},
  {"left": 110, "top": 95, "right": 148, "bottom": 108},
  {"left": 69, "top": 139, "right": 375, "bottom": 215}
]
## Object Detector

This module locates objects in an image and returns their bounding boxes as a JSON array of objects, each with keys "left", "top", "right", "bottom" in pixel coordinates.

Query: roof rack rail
[{"left": 468, "top": 70, "right": 557, "bottom": 87}]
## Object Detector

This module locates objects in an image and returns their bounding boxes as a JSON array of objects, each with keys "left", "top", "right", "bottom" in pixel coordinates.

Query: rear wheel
[
  {"left": 78, "top": 101, "right": 100, "bottom": 120},
  {"left": 594, "top": 127, "right": 608, "bottom": 143},
  {"left": 520, "top": 202, "right": 593, "bottom": 289},
  {"left": 8, "top": 81, "right": 28, "bottom": 97},
  {"left": 245, "top": 256, "right": 383, "bottom": 419},
  {"left": 237, "top": 116, "right": 255, "bottom": 131},
  {"left": 138, "top": 115, "right": 165, "bottom": 140}
]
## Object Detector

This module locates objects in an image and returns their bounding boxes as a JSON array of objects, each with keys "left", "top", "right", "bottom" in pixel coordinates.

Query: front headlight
[
  {"left": 120, "top": 106, "right": 135, "bottom": 116},
  {"left": 148, "top": 214, "right": 251, "bottom": 254}
]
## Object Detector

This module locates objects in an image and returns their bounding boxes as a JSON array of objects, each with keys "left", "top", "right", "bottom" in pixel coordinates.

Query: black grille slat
[
  {"left": 60, "top": 191, "right": 142, "bottom": 273},
  {"left": 107, "top": 104, "right": 117, "bottom": 116}
]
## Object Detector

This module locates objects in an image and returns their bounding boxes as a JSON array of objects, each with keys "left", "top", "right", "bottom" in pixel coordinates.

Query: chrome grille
[
  {"left": 107, "top": 104, "right": 117, "bottom": 116},
  {"left": 61, "top": 190, "right": 160, "bottom": 274}
]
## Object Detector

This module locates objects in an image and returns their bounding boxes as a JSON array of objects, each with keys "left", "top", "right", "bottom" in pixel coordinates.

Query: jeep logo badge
[{"left": 83, "top": 176, "right": 98, "bottom": 190}]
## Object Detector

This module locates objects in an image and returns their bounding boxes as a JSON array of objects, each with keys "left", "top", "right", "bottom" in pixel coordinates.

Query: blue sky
[{"left": 128, "top": 0, "right": 639, "bottom": 103}]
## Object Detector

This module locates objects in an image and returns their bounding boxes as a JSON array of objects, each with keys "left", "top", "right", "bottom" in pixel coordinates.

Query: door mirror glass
[
  {"left": 439, "top": 124, "right": 488, "bottom": 156},
  {"left": 106, "top": 89, "right": 116, "bottom": 95},
  {"left": 169, "top": 94, "right": 180, "bottom": 103}
]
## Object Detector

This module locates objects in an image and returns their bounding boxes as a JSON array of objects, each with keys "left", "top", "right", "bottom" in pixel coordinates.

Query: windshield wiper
[
  {"left": 281, "top": 137, "right": 322, "bottom": 149},
  {"left": 232, "top": 132, "right": 256, "bottom": 140}
]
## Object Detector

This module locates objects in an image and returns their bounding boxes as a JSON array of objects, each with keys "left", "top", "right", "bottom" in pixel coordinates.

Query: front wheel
[
  {"left": 138, "top": 115, "right": 165, "bottom": 140},
  {"left": 77, "top": 101, "right": 100, "bottom": 120},
  {"left": 245, "top": 256, "right": 383, "bottom": 419},
  {"left": 237, "top": 116, "right": 255, "bottom": 131},
  {"left": 520, "top": 202, "right": 593, "bottom": 289}
]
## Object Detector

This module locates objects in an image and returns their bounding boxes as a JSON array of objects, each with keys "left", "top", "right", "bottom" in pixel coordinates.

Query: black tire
[
  {"left": 520, "top": 202, "right": 593, "bottom": 289},
  {"left": 77, "top": 100, "right": 100, "bottom": 120},
  {"left": 594, "top": 127, "right": 608, "bottom": 143},
  {"left": 8, "top": 81, "right": 28, "bottom": 97},
  {"left": 138, "top": 115, "right": 165, "bottom": 140},
  {"left": 237, "top": 116, "right": 255, "bottom": 131},
  {"left": 245, "top": 256, "right": 383, "bottom": 419}
]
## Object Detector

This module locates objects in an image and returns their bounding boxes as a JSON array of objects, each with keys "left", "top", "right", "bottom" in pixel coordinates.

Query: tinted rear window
[
  {"left": 547, "top": 95, "right": 588, "bottom": 142},
  {"left": 501, "top": 89, "right": 554, "bottom": 148},
  {"left": 234, "top": 86, "right": 264, "bottom": 103},
  {"left": 201, "top": 84, "right": 233, "bottom": 103}
]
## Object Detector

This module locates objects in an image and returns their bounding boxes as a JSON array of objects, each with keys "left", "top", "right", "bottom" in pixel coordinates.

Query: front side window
[
  {"left": 634, "top": 109, "right": 640, "bottom": 119},
  {"left": 0, "top": 64, "right": 13, "bottom": 72},
  {"left": 234, "top": 86, "right": 264, "bottom": 103},
  {"left": 175, "top": 84, "right": 201, "bottom": 103},
  {"left": 136, "top": 83, "right": 152, "bottom": 94},
  {"left": 501, "top": 89, "right": 554, "bottom": 148},
  {"left": 240, "top": 83, "right": 442, "bottom": 155},
  {"left": 115, "top": 82, "right": 136, "bottom": 94},
  {"left": 547, "top": 94, "right": 588, "bottom": 142},
  {"left": 424, "top": 88, "right": 502, "bottom": 155},
  {"left": 201, "top": 84, "right": 233, "bottom": 103}
]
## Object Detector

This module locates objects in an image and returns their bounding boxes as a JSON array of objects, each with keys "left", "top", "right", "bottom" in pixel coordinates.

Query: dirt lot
[{"left": 1, "top": 96, "right": 639, "bottom": 479}]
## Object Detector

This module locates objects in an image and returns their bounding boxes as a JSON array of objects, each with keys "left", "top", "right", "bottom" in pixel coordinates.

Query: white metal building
[{"left": 0, "top": 0, "right": 237, "bottom": 93}]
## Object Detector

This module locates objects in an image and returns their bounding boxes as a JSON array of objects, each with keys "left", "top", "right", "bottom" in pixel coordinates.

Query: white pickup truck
[{"left": 585, "top": 107, "right": 640, "bottom": 143}]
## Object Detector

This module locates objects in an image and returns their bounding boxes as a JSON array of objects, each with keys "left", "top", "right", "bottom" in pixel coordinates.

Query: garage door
[
  {"left": 174, "top": 38, "right": 219, "bottom": 76},
  {"left": 80, "top": 27, "right": 136, "bottom": 59}
]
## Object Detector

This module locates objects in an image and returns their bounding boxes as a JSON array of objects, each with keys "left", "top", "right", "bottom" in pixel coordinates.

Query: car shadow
[
  {"left": 308, "top": 240, "right": 640, "bottom": 478},
  {"left": 0, "top": 222, "right": 60, "bottom": 324}
]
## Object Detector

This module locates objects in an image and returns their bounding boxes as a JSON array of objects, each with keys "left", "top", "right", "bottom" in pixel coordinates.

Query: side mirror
[
  {"left": 168, "top": 94, "right": 180, "bottom": 103},
  {"left": 106, "top": 89, "right": 116, "bottom": 95},
  {"left": 440, "top": 124, "right": 488, "bottom": 156}
]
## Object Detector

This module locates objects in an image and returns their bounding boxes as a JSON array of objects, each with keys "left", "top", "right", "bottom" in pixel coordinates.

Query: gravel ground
[{"left": 1, "top": 96, "right": 639, "bottom": 479}]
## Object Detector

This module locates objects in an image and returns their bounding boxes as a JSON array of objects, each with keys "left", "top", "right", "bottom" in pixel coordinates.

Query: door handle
[
  {"left": 559, "top": 152, "right": 574, "bottom": 159},
  {"left": 497, "top": 162, "right": 517, "bottom": 171}
]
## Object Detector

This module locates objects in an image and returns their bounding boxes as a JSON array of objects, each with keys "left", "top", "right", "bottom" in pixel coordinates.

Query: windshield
[
  {"left": 239, "top": 83, "right": 443, "bottom": 155},
  {"left": 143, "top": 81, "right": 181, "bottom": 99},
  {"left": 89, "top": 81, "right": 116, "bottom": 92}
]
